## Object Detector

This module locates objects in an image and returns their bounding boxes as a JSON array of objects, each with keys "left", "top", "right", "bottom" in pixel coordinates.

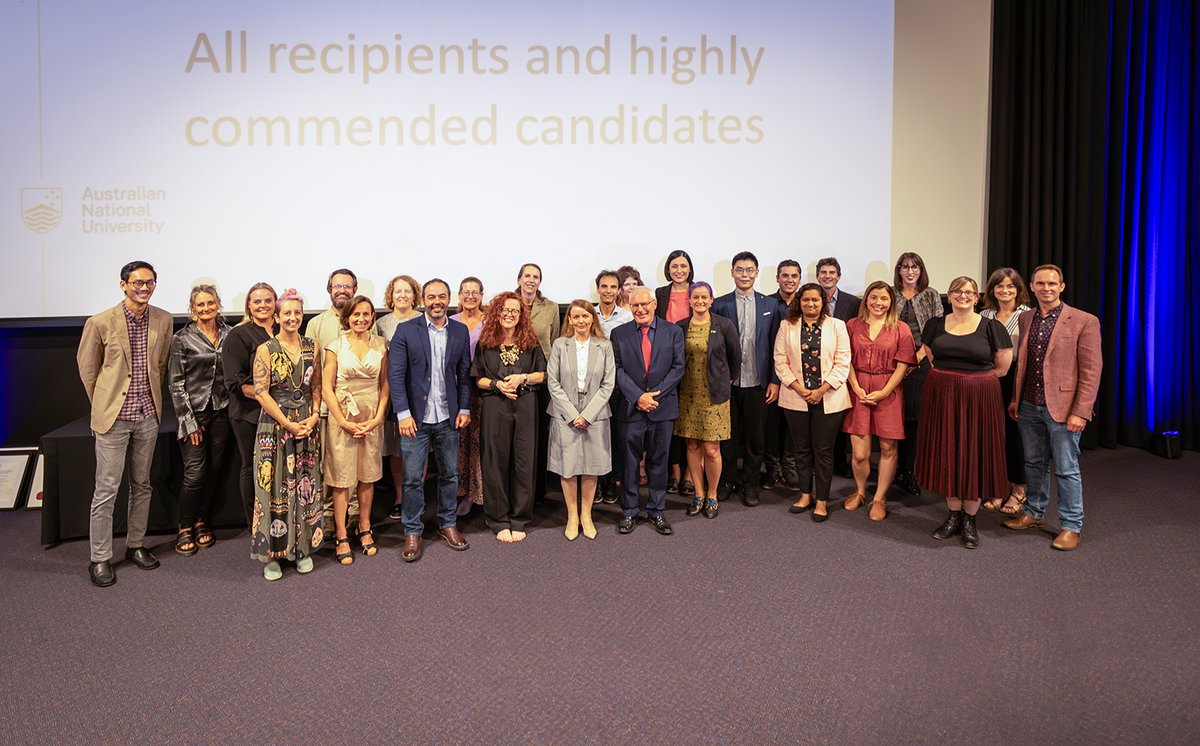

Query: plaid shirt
[
  {"left": 117, "top": 304, "right": 156, "bottom": 421},
  {"left": 1021, "top": 303, "right": 1063, "bottom": 406}
]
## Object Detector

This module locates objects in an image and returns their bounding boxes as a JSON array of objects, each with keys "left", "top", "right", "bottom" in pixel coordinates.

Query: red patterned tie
[{"left": 640, "top": 325, "right": 652, "bottom": 375}]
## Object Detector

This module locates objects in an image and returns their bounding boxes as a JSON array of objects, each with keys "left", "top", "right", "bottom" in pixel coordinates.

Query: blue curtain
[{"left": 988, "top": 0, "right": 1200, "bottom": 452}]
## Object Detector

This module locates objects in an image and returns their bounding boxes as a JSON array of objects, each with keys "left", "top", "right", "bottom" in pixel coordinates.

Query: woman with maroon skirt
[
  {"left": 917, "top": 276, "right": 1013, "bottom": 548},
  {"left": 842, "top": 281, "right": 916, "bottom": 521}
]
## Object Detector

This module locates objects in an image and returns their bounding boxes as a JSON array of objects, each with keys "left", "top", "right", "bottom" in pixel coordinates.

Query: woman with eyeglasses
[
  {"left": 893, "top": 252, "right": 943, "bottom": 497},
  {"left": 917, "top": 276, "right": 1013, "bottom": 549},
  {"left": 472, "top": 291, "right": 547, "bottom": 543},
  {"left": 376, "top": 274, "right": 422, "bottom": 519},
  {"left": 451, "top": 277, "right": 486, "bottom": 514}
]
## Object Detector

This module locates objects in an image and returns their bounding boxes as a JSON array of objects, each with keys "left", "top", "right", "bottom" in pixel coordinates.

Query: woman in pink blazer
[{"left": 774, "top": 283, "right": 852, "bottom": 521}]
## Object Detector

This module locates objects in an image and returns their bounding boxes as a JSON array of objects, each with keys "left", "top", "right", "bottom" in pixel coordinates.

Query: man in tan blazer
[
  {"left": 77, "top": 260, "right": 173, "bottom": 586},
  {"left": 1004, "top": 264, "right": 1102, "bottom": 551}
]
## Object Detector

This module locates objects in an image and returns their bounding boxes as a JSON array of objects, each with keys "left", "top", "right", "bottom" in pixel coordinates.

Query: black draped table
[{"left": 39, "top": 415, "right": 244, "bottom": 545}]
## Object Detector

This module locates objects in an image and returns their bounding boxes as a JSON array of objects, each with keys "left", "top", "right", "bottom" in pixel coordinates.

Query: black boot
[
  {"left": 781, "top": 454, "right": 801, "bottom": 490},
  {"left": 960, "top": 512, "right": 979, "bottom": 549},
  {"left": 931, "top": 510, "right": 963, "bottom": 540}
]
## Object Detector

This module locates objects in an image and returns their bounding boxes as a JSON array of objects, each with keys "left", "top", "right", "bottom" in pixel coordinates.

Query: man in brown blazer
[
  {"left": 77, "top": 260, "right": 173, "bottom": 586},
  {"left": 1004, "top": 264, "right": 1102, "bottom": 551}
]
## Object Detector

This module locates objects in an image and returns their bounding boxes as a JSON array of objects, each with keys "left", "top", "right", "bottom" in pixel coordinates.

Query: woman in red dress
[{"left": 842, "top": 281, "right": 916, "bottom": 521}]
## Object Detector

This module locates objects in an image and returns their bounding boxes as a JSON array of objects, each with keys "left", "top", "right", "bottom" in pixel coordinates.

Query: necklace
[{"left": 499, "top": 343, "right": 520, "bottom": 367}]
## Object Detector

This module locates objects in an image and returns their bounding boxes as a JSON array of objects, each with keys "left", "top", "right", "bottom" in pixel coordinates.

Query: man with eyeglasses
[
  {"left": 610, "top": 287, "right": 685, "bottom": 535},
  {"left": 815, "top": 257, "right": 861, "bottom": 478},
  {"left": 594, "top": 270, "right": 634, "bottom": 504},
  {"left": 77, "top": 260, "right": 173, "bottom": 587},
  {"left": 763, "top": 260, "right": 803, "bottom": 490},
  {"left": 305, "top": 268, "right": 362, "bottom": 533},
  {"left": 712, "top": 251, "right": 784, "bottom": 506}
]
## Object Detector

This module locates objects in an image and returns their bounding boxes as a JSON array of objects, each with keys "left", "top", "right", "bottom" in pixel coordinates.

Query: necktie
[{"left": 640, "top": 325, "right": 652, "bottom": 375}]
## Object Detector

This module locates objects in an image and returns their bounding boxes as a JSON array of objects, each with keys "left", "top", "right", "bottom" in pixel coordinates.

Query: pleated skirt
[{"left": 915, "top": 368, "right": 1006, "bottom": 501}]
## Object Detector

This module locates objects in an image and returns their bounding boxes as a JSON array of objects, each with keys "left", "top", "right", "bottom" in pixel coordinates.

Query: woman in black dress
[
  {"left": 472, "top": 291, "right": 547, "bottom": 543},
  {"left": 917, "top": 276, "right": 1013, "bottom": 549}
]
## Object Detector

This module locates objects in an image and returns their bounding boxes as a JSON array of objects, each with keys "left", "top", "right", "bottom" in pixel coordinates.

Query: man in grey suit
[{"left": 76, "top": 260, "right": 173, "bottom": 587}]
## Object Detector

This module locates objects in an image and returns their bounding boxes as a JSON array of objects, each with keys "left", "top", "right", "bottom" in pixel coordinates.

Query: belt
[
  {"left": 275, "top": 389, "right": 306, "bottom": 412},
  {"left": 855, "top": 369, "right": 889, "bottom": 375}
]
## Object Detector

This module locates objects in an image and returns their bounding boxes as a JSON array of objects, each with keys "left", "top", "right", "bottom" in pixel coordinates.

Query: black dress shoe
[
  {"left": 88, "top": 560, "right": 116, "bottom": 587},
  {"left": 617, "top": 516, "right": 637, "bottom": 534},
  {"left": 760, "top": 472, "right": 779, "bottom": 490},
  {"left": 124, "top": 547, "right": 160, "bottom": 570},
  {"left": 742, "top": 489, "right": 761, "bottom": 507},
  {"left": 388, "top": 504, "right": 404, "bottom": 521},
  {"left": 897, "top": 471, "right": 922, "bottom": 497},
  {"left": 647, "top": 515, "right": 673, "bottom": 535}
]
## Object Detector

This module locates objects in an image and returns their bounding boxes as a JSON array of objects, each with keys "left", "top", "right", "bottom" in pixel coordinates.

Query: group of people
[{"left": 76, "top": 253, "right": 1101, "bottom": 586}]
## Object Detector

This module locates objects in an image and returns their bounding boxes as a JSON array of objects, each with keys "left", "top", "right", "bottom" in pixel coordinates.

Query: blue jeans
[
  {"left": 1018, "top": 401, "right": 1084, "bottom": 532},
  {"left": 398, "top": 418, "right": 460, "bottom": 537}
]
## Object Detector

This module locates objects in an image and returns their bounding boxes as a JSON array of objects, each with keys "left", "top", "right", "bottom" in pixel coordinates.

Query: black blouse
[
  {"left": 222, "top": 322, "right": 272, "bottom": 423},
  {"left": 470, "top": 344, "right": 547, "bottom": 397},
  {"left": 922, "top": 316, "right": 1011, "bottom": 373}
]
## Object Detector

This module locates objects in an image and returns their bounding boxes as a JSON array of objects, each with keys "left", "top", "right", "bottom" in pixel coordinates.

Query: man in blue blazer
[
  {"left": 388, "top": 278, "right": 473, "bottom": 562},
  {"left": 712, "top": 251, "right": 784, "bottom": 507},
  {"left": 610, "top": 287, "right": 686, "bottom": 535}
]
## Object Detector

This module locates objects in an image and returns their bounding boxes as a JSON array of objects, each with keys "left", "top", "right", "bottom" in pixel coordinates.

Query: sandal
[
  {"left": 982, "top": 496, "right": 1005, "bottom": 512},
  {"left": 335, "top": 536, "right": 354, "bottom": 566},
  {"left": 175, "top": 528, "right": 198, "bottom": 556},
  {"left": 355, "top": 528, "right": 379, "bottom": 557},
  {"left": 998, "top": 492, "right": 1028, "bottom": 516},
  {"left": 193, "top": 521, "right": 215, "bottom": 548}
]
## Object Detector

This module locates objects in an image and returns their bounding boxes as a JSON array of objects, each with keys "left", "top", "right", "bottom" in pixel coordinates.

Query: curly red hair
[{"left": 478, "top": 291, "right": 539, "bottom": 350}]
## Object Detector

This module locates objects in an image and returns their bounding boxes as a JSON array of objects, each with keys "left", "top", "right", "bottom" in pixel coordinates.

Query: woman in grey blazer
[{"left": 546, "top": 300, "right": 617, "bottom": 540}]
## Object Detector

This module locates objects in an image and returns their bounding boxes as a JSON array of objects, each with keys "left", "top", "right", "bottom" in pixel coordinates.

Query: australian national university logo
[{"left": 21, "top": 187, "right": 63, "bottom": 233}]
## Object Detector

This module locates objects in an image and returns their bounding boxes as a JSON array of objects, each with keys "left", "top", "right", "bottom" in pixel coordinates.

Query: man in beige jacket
[{"left": 77, "top": 260, "right": 173, "bottom": 586}]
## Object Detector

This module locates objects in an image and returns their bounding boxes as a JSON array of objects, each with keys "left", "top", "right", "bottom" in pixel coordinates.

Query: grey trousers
[{"left": 90, "top": 414, "right": 158, "bottom": 562}]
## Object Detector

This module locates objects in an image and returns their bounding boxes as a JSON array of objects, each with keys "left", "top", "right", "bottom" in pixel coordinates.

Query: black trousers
[
  {"left": 535, "top": 386, "right": 550, "bottom": 500},
  {"left": 763, "top": 400, "right": 795, "bottom": 470},
  {"left": 899, "top": 358, "right": 931, "bottom": 477},
  {"left": 997, "top": 365, "right": 1026, "bottom": 484},
  {"left": 722, "top": 385, "right": 767, "bottom": 490},
  {"left": 480, "top": 392, "right": 538, "bottom": 532},
  {"left": 230, "top": 416, "right": 258, "bottom": 524},
  {"left": 604, "top": 391, "right": 625, "bottom": 488},
  {"left": 178, "top": 407, "right": 231, "bottom": 526},
  {"left": 785, "top": 403, "right": 847, "bottom": 501}
]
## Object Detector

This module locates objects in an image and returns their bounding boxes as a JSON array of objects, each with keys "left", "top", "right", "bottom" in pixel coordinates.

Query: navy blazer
[
  {"left": 676, "top": 314, "right": 741, "bottom": 404},
  {"left": 711, "top": 290, "right": 784, "bottom": 387},
  {"left": 831, "top": 290, "right": 862, "bottom": 323},
  {"left": 610, "top": 319, "right": 686, "bottom": 422},
  {"left": 388, "top": 316, "right": 472, "bottom": 424}
]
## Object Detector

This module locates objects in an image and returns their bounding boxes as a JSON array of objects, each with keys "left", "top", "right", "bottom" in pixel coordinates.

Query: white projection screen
[{"left": 1, "top": 0, "right": 900, "bottom": 318}]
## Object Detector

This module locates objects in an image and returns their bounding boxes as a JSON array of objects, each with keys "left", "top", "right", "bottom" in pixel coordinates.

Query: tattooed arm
[{"left": 252, "top": 343, "right": 300, "bottom": 435}]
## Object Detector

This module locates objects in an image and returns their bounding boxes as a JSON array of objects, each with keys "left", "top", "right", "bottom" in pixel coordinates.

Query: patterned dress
[
  {"left": 251, "top": 337, "right": 323, "bottom": 562},
  {"left": 673, "top": 319, "right": 731, "bottom": 440}
]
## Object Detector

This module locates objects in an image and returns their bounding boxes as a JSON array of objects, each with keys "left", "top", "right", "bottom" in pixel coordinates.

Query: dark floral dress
[
  {"left": 251, "top": 337, "right": 323, "bottom": 562},
  {"left": 800, "top": 321, "right": 823, "bottom": 389}
]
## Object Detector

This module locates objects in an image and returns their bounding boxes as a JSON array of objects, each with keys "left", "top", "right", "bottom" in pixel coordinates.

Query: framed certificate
[
  {"left": 24, "top": 451, "right": 44, "bottom": 510},
  {"left": 0, "top": 448, "right": 36, "bottom": 510}
]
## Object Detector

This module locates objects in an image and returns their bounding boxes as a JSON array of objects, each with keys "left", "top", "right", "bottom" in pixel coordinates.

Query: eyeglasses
[
  {"left": 499, "top": 308, "right": 521, "bottom": 317},
  {"left": 127, "top": 279, "right": 156, "bottom": 289},
  {"left": 899, "top": 265, "right": 921, "bottom": 272},
  {"left": 949, "top": 289, "right": 978, "bottom": 298},
  {"left": 732, "top": 267, "right": 758, "bottom": 275},
  {"left": 460, "top": 290, "right": 482, "bottom": 297},
  {"left": 331, "top": 283, "right": 356, "bottom": 291},
  {"left": 630, "top": 302, "right": 654, "bottom": 310}
]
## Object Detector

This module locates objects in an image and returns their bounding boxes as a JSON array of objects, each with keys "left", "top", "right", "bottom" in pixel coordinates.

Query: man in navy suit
[
  {"left": 712, "top": 251, "right": 784, "bottom": 506},
  {"left": 388, "top": 278, "right": 473, "bottom": 562},
  {"left": 610, "top": 286, "right": 685, "bottom": 535},
  {"left": 816, "top": 257, "right": 861, "bottom": 477}
]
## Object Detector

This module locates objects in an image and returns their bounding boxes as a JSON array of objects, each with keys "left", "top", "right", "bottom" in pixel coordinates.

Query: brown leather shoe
[
  {"left": 401, "top": 535, "right": 423, "bottom": 562},
  {"left": 1052, "top": 530, "right": 1081, "bottom": 551},
  {"left": 843, "top": 492, "right": 865, "bottom": 511},
  {"left": 1003, "top": 513, "right": 1045, "bottom": 531},
  {"left": 439, "top": 526, "right": 469, "bottom": 551}
]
